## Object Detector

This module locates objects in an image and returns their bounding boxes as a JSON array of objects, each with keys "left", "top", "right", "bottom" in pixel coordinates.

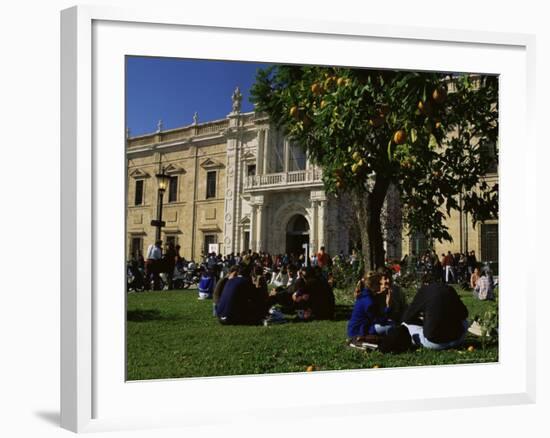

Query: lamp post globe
[{"left": 151, "top": 169, "right": 171, "bottom": 241}]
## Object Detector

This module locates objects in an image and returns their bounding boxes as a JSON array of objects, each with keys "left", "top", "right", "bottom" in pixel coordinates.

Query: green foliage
[
  {"left": 127, "top": 288, "right": 498, "bottom": 380},
  {"left": 472, "top": 289, "right": 499, "bottom": 350},
  {"left": 251, "top": 67, "right": 499, "bottom": 244},
  {"left": 329, "top": 257, "right": 363, "bottom": 290}
]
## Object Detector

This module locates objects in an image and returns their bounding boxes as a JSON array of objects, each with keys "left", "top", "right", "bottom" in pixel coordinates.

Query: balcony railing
[{"left": 244, "top": 168, "right": 323, "bottom": 190}]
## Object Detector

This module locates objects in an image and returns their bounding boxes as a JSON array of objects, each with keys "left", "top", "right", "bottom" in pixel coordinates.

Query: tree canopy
[{"left": 251, "top": 65, "right": 498, "bottom": 269}]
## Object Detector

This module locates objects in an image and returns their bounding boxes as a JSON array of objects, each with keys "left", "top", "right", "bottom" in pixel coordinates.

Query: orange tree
[{"left": 251, "top": 66, "right": 498, "bottom": 272}]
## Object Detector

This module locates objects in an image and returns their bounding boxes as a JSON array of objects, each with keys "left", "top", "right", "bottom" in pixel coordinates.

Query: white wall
[{"left": 0, "top": 1, "right": 547, "bottom": 437}]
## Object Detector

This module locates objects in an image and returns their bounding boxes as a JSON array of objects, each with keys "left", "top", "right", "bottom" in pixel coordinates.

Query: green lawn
[{"left": 126, "top": 286, "right": 498, "bottom": 380}]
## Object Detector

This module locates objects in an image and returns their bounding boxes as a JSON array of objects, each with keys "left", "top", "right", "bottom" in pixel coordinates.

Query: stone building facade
[
  {"left": 126, "top": 97, "right": 354, "bottom": 261},
  {"left": 126, "top": 91, "right": 498, "bottom": 265}
]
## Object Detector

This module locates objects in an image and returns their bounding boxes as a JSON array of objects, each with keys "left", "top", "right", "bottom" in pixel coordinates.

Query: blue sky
[{"left": 126, "top": 57, "right": 272, "bottom": 136}]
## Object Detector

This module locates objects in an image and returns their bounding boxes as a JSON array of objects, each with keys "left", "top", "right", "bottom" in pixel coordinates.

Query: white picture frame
[{"left": 61, "top": 5, "right": 536, "bottom": 433}]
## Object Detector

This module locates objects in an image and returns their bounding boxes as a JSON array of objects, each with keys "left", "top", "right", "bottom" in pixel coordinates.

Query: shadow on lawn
[
  {"left": 127, "top": 309, "right": 179, "bottom": 322},
  {"left": 332, "top": 304, "right": 353, "bottom": 321}
]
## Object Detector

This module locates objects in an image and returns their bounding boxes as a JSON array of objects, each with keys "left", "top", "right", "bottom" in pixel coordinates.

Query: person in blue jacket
[
  {"left": 347, "top": 271, "right": 394, "bottom": 340},
  {"left": 197, "top": 268, "right": 215, "bottom": 300},
  {"left": 215, "top": 264, "right": 267, "bottom": 325}
]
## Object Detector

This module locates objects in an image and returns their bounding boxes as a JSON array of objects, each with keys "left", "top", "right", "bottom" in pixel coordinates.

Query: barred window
[
  {"left": 206, "top": 171, "right": 216, "bottom": 199},
  {"left": 134, "top": 180, "right": 144, "bottom": 206},
  {"left": 168, "top": 176, "right": 178, "bottom": 203}
]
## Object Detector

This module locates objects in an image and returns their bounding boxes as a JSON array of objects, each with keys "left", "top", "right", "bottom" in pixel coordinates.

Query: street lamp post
[{"left": 151, "top": 168, "right": 171, "bottom": 241}]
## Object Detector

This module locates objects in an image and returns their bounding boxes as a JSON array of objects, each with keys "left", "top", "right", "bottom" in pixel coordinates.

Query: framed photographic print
[{"left": 61, "top": 5, "right": 536, "bottom": 433}]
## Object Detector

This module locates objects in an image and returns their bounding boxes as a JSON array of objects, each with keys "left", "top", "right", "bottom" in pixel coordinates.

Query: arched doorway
[{"left": 286, "top": 214, "right": 309, "bottom": 257}]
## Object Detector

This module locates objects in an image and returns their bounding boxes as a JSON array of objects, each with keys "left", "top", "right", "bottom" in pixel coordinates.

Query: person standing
[
  {"left": 467, "top": 250, "right": 478, "bottom": 275},
  {"left": 443, "top": 251, "right": 455, "bottom": 284},
  {"left": 163, "top": 242, "right": 177, "bottom": 290},
  {"left": 145, "top": 240, "right": 163, "bottom": 290},
  {"left": 316, "top": 246, "right": 330, "bottom": 269}
]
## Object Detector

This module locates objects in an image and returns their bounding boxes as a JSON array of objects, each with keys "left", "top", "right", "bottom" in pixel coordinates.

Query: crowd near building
[{"left": 126, "top": 87, "right": 498, "bottom": 267}]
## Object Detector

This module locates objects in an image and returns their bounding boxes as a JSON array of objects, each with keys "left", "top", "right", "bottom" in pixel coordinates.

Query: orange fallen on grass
[
  {"left": 467, "top": 345, "right": 475, "bottom": 352},
  {"left": 306, "top": 365, "right": 315, "bottom": 372}
]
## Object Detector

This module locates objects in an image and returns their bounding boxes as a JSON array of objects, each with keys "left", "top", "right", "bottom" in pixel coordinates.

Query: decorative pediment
[
  {"left": 238, "top": 215, "right": 250, "bottom": 225},
  {"left": 200, "top": 158, "right": 225, "bottom": 170},
  {"left": 164, "top": 163, "right": 186, "bottom": 175},
  {"left": 241, "top": 151, "right": 256, "bottom": 162},
  {"left": 129, "top": 168, "right": 150, "bottom": 179}
]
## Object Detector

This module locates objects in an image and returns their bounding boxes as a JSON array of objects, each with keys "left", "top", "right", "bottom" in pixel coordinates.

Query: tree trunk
[{"left": 350, "top": 175, "right": 390, "bottom": 276}]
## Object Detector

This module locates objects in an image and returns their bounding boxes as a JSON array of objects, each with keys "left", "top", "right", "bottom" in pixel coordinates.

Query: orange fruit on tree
[
  {"left": 379, "top": 104, "right": 391, "bottom": 116},
  {"left": 289, "top": 106, "right": 300, "bottom": 120},
  {"left": 352, "top": 151, "right": 361, "bottom": 161},
  {"left": 418, "top": 100, "right": 432, "bottom": 115},
  {"left": 432, "top": 87, "right": 447, "bottom": 104},
  {"left": 467, "top": 345, "right": 475, "bottom": 352},
  {"left": 320, "top": 100, "right": 328, "bottom": 109},
  {"left": 369, "top": 115, "right": 385, "bottom": 128},
  {"left": 393, "top": 129, "right": 407, "bottom": 145},
  {"left": 311, "top": 83, "right": 323, "bottom": 96},
  {"left": 337, "top": 77, "right": 346, "bottom": 87}
]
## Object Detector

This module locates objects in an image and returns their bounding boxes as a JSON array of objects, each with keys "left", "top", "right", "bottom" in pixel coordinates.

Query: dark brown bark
[{"left": 350, "top": 175, "right": 390, "bottom": 275}]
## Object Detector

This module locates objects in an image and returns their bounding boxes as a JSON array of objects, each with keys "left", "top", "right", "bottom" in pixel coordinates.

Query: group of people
[
  {"left": 347, "top": 270, "right": 470, "bottom": 352},
  {"left": 131, "top": 242, "right": 492, "bottom": 353},
  {"left": 402, "top": 249, "right": 480, "bottom": 282},
  {"left": 401, "top": 249, "right": 495, "bottom": 299},
  {"left": 128, "top": 240, "right": 184, "bottom": 291},
  {"left": 205, "top": 262, "right": 335, "bottom": 326}
]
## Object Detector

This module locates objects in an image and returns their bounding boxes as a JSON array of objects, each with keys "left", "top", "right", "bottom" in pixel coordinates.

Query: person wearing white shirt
[
  {"left": 271, "top": 266, "right": 289, "bottom": 287},
  {"left": 145, "top": 240, "right": 163, "bottom": 290}
]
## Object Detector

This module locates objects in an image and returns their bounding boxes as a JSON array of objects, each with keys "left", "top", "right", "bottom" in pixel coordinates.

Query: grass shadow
[
  {"left": 332, "top": 304, "right": 353, "bottom": 321},
  {"left": 127, "top": 309, "right": 179, "bottom": 322}
]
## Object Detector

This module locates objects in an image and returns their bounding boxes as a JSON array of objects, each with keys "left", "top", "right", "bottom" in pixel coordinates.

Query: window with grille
[
  {"left": 288, "top": 143, "right": 306, "bottom": 171},
  {"left": 480, "top": 223, "right": 498, "bottom": 262},
  {"left": 206, "top": 171, "right": 216, "bottom": 199},
  {"left": 481, "top": 142, "right": 498, "bottom": 174},
  {"left": 204, "top": 234, "right": 216, "bottom": 255},
  {"left": 168, "top": 176, "right": 178, "bottom": 203},
  {"left": 134, "top": 180, "right": 144, "bottom": 206},
  {"left": 130, "top": 237, "right": 142, "bottom": 258},
  {"left": 410, "top": 231, "right": 429, "bottom": 255}
]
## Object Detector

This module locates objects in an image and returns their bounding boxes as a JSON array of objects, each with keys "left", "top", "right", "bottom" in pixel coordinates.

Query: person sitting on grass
[
  {"left": 401, "top": 276, "right": 469, "bottom": 350},
  {"left": 197, "top": 268, "right": 215, "bottom": 300},
  {"left": 379, "top": 270, "right": 408, "bottom": 324},
  {"left": 474, "top": 269, "right": 494, "bottom": 300},
  {"left": 212, "top": 265, "right": 239, "bottom": 316},
  {"left": 271, "top": 265, "right": 289, "bottom": 287},
  {"left": 215, "top": 264, "right": 266, "bottom": 325},
  {"left": 470, "top": 266, "right": 481, "bottom": 290},
  {"left": 347, "top": 271, "right": 395, "bottom": 343},
  {"left": 303, "top": 267, "right": 335, "bottom": 320}
]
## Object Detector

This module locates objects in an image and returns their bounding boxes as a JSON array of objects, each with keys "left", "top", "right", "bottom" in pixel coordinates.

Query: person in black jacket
[
  {"left": 401, "top": 282, "right": 469, "bottom": 350},
  {"left": 215, "top": 264, "right": 267, "bottom": 325}
]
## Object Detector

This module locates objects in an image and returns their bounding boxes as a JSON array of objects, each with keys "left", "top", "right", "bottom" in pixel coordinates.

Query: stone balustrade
[{"left": 244, "top": 168, "right": 323, "bottom": 191}]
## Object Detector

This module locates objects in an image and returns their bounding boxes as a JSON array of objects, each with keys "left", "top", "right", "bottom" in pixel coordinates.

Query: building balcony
[{"left": 244, "top": 168, "right": 323, "bottom": 192}]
